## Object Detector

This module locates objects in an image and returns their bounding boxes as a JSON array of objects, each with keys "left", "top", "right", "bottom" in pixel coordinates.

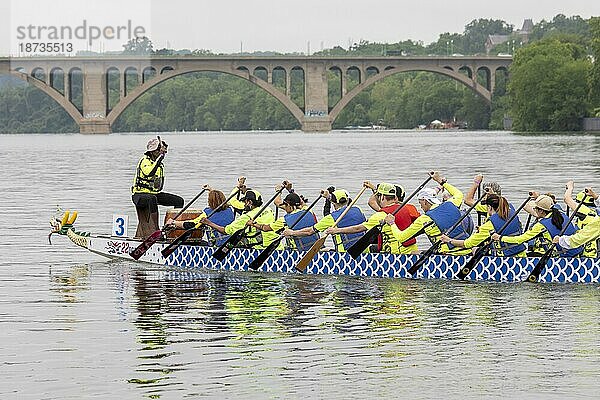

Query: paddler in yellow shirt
[
  {"left": 385, "top": 171, "right": 471, "bottom": 255},
  {"left": 201, "top": 189, "right": 279, "bottom": 249},
  {"left": 555, "top": 181, "right": 599, "bottom": 257},
  {"left": 325, "top": 182, "right": 419, "bottom": 254}
]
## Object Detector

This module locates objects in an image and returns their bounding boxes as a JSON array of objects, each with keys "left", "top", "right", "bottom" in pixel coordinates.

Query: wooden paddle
[
  {"left": 457, "top": 195, "right": 532, "bottom": 279},
  {"left": 295, "top": 186, "right": 368, "bottom": 272},
  {"left": 130, "top": 187, "right": 208, "bottom": 260},
  {"left": 407, "top": 191, "right": 487, "bottom": 276},
  {"left": 526, "top": 198, "right": 585, "bottom": 283},
  {"left": 347, "top": 176, "right": 433, "bottom": 259},
  {"left": 248, "top": 193, "right": 323, "bottom": 270},
  {"left": 212, "top": 184, "right": 287, "bottom": 261},
  {"left": 160, "top": 187, "right": 241, "bottom": 258}
]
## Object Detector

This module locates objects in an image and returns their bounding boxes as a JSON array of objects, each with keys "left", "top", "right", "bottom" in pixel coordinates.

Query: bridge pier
[
  {"left": 301, "top": 117, "right": 332, "bottom": 132},
  {"left": 301, "top": 63, "right": 332, "bottom": 132},
  {"left": 80, "top": 119, "right": 112, "bottom": 134},
  {"left": 80, "top": 62, "right": 111, "bottom": 134}
]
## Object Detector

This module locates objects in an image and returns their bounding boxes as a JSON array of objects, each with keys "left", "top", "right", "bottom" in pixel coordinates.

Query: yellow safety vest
[{"left": 132, "top": 155, "right": 164, "bottom": 194}]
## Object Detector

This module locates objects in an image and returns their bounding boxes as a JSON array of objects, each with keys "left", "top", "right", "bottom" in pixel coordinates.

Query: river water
[{"left": 1, "top": 130, "right": 599, "bottom": 399}]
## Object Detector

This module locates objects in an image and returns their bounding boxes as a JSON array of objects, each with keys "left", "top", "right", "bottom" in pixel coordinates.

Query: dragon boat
[{"left": 49, "top": 211, "right": 600, "bottom": 283}]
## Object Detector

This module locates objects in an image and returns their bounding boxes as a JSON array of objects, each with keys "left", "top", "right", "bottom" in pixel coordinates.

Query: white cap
[
  {"left": 417, "top": 188, "right": 441, "bottom": 204},
  {"left": 146, "top": 138, "right": 160, "bottom": 152}
]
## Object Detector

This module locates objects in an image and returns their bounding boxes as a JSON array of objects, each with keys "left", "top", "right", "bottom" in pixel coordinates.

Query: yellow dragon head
[{"left": 49, "top": 209, "right": 78, "bottom": 244}]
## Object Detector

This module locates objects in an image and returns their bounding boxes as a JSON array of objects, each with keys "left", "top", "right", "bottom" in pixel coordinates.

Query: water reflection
[
  {"left": 49, "top": 265, "right": 91, "bottom": 303},
  {"left": 39, "top": 259, "right": 600, "bottom": 398},
  {"left": 11, "top": 131, "right": 600, "bottom": 398}
]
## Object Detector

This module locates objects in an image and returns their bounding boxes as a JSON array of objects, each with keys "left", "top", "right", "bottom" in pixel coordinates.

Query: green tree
[
  {"left": 138, "top": 112, "right": 163, "bottom": 131},
  {"left": 122, "top": 36, "right": 154, "bottom": 55},
  {"left": 462, "top": 18, "right": 513, "bottom": 54},
  {"left": 589, "top": 17, "right": 600, "bottom": 108},
  {"left": 508, "top": 39, "right": 591, "bottom": 131},
  {"left": 530, "top": 14, "right": 590, "bottom": 43},
  {"left": 458, "top": 91, "right": 490, "bottom": 129}
]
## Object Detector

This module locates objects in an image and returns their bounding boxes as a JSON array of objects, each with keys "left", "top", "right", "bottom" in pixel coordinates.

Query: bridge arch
[
  {"left": 458, "top": 66, "right": 473, "bottom": 79},
  {"left": 31, "top": 67, "right": 46, "bottom": 82},
  {"left": 124, "top": 67, "right": 140, "bottom": 96},
  {"left": 328, "top": 65, "right": 492, "bottom": 124},
  {"left": 272, "top": 66, "right": 286, "bottom": 91},
  {"left": 49, "top": 67, "right": 64, "bottom": 94},
  {"left": 366, "top": 66, "right": 379, "bottom": 78},
  {"left": 347, "top": 66, "right": 362, "bottom": 84},
  {"left": 8, "top": 70, "right": 83, "bottom": 124},
  {"left": 253, "top": 66, "right": 268, "bottom": 82},
  {"left": 142, "top": 67, "right": 156, "bottom": 83},
  {"left": 477, "top": 66, "right": 492, "bottom": 91},
  {"left": 105, "top": 67, "right": 121, "bottom": 112},
  {"left": 105, "top": 67, "right": 305, "bottom": 126}
]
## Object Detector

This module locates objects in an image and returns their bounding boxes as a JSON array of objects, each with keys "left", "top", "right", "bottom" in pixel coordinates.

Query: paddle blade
[
  {"left": 130, "top": 230, "right": 163, "bottom": 260},
  {"left": 527, "top": 250, "right": 553, "bottom": 283},
  {"left": 407, "top": 242, "right": 440, "bottom": 275},
  {"left": 212, "top": 228, "right": 245, "bottom": 261},
  {"left": 347, "top": 225, "right": 381, "bottom": 259},
  {"left": 161, "top": 229, "right": 194, "bottom": 258},
  {"left": 457, "top": 244, "right": 489, "bottom": 280},
  {"left": 248, "top": 237, "right": 282, "bottom": 270},
  {"left": 295, "top": 236, "right": 326, "bottom": 272}
]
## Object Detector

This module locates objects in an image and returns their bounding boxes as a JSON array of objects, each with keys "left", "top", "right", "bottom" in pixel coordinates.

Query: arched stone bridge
[{"left": 0, "top": 55, "right": 512, "bottom": 133}]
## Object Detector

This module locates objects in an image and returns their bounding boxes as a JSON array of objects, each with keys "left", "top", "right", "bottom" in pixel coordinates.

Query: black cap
[
  {"left": 242, "top": 189, "right": 262, "bottom": 203},
  {"left": 284, "top": 193, "right": 302, "bottom": 207}
]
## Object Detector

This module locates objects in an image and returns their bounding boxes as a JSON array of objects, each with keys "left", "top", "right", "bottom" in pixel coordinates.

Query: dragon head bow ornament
[{"left": 49, "top": 208, "right": 82, "bottom": 244}]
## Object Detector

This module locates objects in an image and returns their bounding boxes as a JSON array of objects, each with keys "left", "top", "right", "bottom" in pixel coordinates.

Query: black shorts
[{"left": 132, "top": 192, "right": 184, "bottom": 213}]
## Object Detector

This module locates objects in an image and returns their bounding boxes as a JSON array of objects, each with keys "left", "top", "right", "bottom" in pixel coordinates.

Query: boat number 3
[{"left": 112, "top": 214, "right": 129, "bottom": 237}]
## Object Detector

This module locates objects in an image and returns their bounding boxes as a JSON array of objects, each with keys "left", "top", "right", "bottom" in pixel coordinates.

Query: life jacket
[
  {"left": 460, "top": 209, "right": 475, "bottom": 235},
  {"left": 539, "top": 212, "right": 583, "bottom": 257},
  {"left": 426, "top": 201, "right": 469, "bottom": 247},
  {"left": 204, "top": 207, "right": 235, "bottom": 246},
  {"left": 489, "top": 204, "right": 526, "bottom": 256},
  {"left": 330, "top": 206, "right": 366, "bottom": 251},
  {"left": 241, "top": 207, "right": 278, "bottom": 249},
  {"left": 575, "top": 208, "right": 598, "bottom": 258},
  {"left": 132, "top": 156, "right": 164, "bottom": 194},
  {"left": 379, "top": 203, "right": 418, "bottom": 249},
  {"left": 284, "top": 209, "right": 320, "bottom": 251}
]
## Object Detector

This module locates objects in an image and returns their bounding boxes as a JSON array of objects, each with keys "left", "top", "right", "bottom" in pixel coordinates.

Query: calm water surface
[{"left": 1, "top": 130, "right": 600, "bottom": 399}]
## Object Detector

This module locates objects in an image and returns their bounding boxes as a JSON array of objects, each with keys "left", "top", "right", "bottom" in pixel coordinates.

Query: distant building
[{"left": 485, "top": 19, "right": 533, "bottom": 54}]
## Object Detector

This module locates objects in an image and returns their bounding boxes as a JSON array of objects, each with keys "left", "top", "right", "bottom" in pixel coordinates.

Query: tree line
[{"left": 0, "top": 14, "right": 598, "bottom": 133}]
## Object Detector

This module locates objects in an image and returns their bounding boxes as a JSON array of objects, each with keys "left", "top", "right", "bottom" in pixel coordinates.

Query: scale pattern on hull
[
  {"left": 165, "top": 242, "right": 599, "bottom": 283},
  {"left": 71, "top": 232, "right": 600, "bottom": 283}
]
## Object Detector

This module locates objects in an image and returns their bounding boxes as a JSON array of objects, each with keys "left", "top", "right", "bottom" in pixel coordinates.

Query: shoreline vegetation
[{"left": 0, "top": 14, "right": 599, "bottom": 134}]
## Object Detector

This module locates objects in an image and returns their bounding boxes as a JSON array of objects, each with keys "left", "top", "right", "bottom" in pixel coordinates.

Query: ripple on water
[{"left": 1, "top": 131, "right": 600, "bottom": 398}]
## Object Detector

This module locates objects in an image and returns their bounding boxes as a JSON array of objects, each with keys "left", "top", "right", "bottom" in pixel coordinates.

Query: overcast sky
[{"left": 1, "top": 0, "right": 599, "bottom": 55}]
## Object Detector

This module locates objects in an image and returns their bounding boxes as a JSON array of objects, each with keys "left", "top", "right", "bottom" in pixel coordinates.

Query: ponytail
[
  {"left": 550, "top": 208, "right": 564, "bottom": 231},
  {"left": 485, "top": 194, "right": 510, "bottom": 220},
  {"left": 496, "top": 196, "right": 510, "bottom": 220}
]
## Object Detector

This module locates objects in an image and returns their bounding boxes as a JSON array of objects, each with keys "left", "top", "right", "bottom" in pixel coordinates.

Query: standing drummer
[{"left": 131, "top": 138, "right": 184, "bottom": 239}]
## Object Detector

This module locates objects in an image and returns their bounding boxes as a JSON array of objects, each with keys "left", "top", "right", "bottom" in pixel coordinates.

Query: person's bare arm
[
  {"left": 465, "top": 174, "right": 483, "bottom": 207},
  {"left": 563, "top": 181, "right": 578, "bottom": 211}
]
